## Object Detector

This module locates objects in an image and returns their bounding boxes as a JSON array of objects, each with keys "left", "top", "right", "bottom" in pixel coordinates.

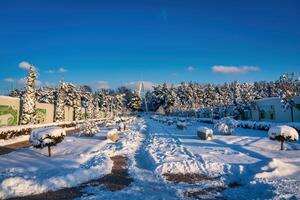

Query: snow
[
  {"left": 0, "top": 135, "right": 29, "bottom": 146},
  {"left": 1, "top": 115, "right": 300, "bottom": 199},
  {"left": 0, "top": 117, "right": 139, "bottom": 199},
  {"left": 268, "top": 125, "right": 299, "bottom": 140},
  {"left": 255, "top": 159, "right": 300, "bottom": 178}
]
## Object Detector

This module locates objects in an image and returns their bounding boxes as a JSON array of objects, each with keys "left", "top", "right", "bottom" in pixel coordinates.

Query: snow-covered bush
[
  {"left": 80, "top": 120, "right": 99, "bottom": 137},
  {"left": 30, "top": 127, "right": 66, "bottom": 157},
  {"left": 176, "top": 122, "right": 187, "bottom": 130},
  {"left": 107, "top": 128, "right": 119, "bottom": 142},
  {"left": 268, "top": 125, "right": 299, "bottom": 150},
  {"left": 214, "top": 117, "right": 238, "bottom": 135},
  {"left": 197, "top": 127, "right": 213, "bottom": 140}
]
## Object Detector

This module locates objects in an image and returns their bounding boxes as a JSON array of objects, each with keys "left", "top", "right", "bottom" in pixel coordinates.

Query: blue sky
[{"left": 0, "top": 0, "right": 299, "bottom": 92}]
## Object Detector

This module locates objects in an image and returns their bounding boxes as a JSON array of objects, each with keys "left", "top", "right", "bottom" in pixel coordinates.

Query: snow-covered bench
[
  {"left": 197, "top": 127, "right": 213, "bottom": 140},
  {"left": 30, "top": 127, "right": 66, "bottom": 157}
]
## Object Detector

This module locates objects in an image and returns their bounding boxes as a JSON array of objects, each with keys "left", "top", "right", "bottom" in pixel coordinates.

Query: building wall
[
  {"left": 0, "top": 95, "right": 79, "bottom": 127},
  {"left": 64, "top": 106, "right": 74, "bottom": 122},
  {"left": 0, "top": 96, "right": 20, "bottom": 127},
  {"left": 253, "top": 96, "right": 300, "bottom": 122},
  {"left": 36, "top": 102, "right": 55, "bottom": 124}
]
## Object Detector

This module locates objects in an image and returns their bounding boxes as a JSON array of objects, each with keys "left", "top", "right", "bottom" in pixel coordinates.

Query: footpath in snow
[{"left": 148, "top": 115, "right": 300, "bottom": 200}]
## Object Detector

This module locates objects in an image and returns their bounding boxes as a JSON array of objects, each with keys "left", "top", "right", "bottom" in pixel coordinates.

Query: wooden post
[
  {"left": 48, "top": 145, "right": 51, "bottom": 157},
  {"left": 280, "top": 140, "right": 284, "bottom": 151}
]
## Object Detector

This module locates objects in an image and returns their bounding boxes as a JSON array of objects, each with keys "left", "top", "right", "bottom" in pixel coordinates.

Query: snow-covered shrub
[
  {"left": 176, "top": 122, "right": 187, "bottom": 130},
  {"left": 268, "top": 125, "right": 299, "bottom": 150},
  {"left": 107, "top": 129, "right": 119, "bottom": 142},
  {"left": 80, "top": 120, "right": 99, "bottom": 136},
  {"left": 197, "top": 127, "right": 213, "bottom": 140},
  {"left": 214, "top": 117, "right": 238, "bottom": 135},
  {"left": 30, "top": 127, "right": 66, "bottom": 157}
]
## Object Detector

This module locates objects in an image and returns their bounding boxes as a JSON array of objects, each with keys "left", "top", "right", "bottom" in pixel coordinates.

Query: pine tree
[
  {"left": 276, "top": 73, "right": 298, "bottom": 122},
  {"left": 128, "top": 90, "right": 142, "bottom": 111},
  {"left": 20, "top": 66, "right": 38, "bottom": 125},
  {"left": 55, "top": 80, "right": 66, "bottom": 122}
]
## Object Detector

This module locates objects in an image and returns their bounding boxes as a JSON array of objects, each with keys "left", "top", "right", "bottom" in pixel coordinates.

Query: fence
[{"left": 0, "top": 95, "right": 78, "bottom": 127}]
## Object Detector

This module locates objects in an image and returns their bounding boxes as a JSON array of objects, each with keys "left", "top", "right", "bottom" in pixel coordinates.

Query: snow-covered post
[
  {"left": 20, "top": 66, "right": 37, "bottom": 125},
  {"left": 268, "top": 126, "right": 299, "bottom": 150},
  {"left": 55, "top": 80, "right": 66, "bottom": 122}
]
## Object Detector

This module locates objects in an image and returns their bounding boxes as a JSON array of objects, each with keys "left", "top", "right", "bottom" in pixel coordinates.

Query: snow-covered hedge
[
  {"left": 30, "top": 127, "right": 66, "bottom": 156},
  {"left": 197, "top": 118, "right": 300, "bottom": 132},
  {"left": 0, "top": 118, "right": 106, "bottom": 140},
  {"left": 268, "top": 125, "right": 299, "bottom": 150}
]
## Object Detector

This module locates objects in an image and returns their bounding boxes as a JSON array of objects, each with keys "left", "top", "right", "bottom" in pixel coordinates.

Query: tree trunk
[
  {"left": 280, "top": 140, "right": 284, "bottom": 151},
  {"left": 48, "top": 145, "right": 51, "bottom": 157},
  {"left": 291, "top": 106, "right": 294, "bottom": 122}
]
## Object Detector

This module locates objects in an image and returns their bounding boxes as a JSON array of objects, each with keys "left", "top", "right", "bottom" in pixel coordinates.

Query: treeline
[{"left": 143, "top": 73, "right": 299, "bottom": 121}]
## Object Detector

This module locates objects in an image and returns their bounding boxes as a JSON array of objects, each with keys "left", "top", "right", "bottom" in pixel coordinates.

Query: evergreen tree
[
  {"left": 128, "top": 90, "right": 142, "bottom": 111},
  {"left": 55, "top": 80, "right": 66, "bottom": 122},
  {"left": 276, "top": 73, "right": 298, "bottom": 122},
  {"left": 20, "top": 66, "right": 38, "bottom": 125}
]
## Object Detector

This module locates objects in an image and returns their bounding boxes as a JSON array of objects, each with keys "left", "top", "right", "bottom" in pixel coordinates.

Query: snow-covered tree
[
  {"left": 80, "top": 120, "right": 100, "bottom": 137},
  {"left": 36, "top": 86, "right": 57, "bottom": 104},
  {"left": 269, "top": 125, "right": 299, "bottom": 150},
  {"left": 128, "top": 90, "right": 142, "bottom": 112},
  {"left": 30, "top": 127, "right": 66, "bottom": 157},
  {"left": 55, "top": 80, "right": 66, "bottom": 122},
  {"left": 20, "top": 67, "right": 38, "bottom": 125},
  {"left": 276, "top": 73, "right": 298, "bottom": 122}
]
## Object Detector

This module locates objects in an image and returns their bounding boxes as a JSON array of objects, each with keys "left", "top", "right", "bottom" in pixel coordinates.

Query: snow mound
[
  {"left": 268, "top": 126, "right": 299, "bottom": 141},
  {"left": 29, "top": 127, "right": 66, "bottom": 147},
  {"left": 255, "top": 159, "right": 299, "bottom": 179},
  {"left": 107, "top": 129, "right": 119, "bottom": 142},
  {"left": 156, "top": 159, "right": 202, "bottom": 175}
]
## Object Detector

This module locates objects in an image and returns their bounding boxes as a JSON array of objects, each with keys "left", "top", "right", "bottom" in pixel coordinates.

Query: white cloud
[
  {"left": 4, "top": 78, "right": 15, "bottom": 83},
  {"left": 19, "top": 61, "right": 35, "bottom": 70},
  {"left": 187, "top": 66, "right": 195, "bottom": 72},
  {"left": 96, "top": 81, "right": 110, "bottom": 89},
  {"left": 58, "top": 67, "right": 67, "bottom": 73},
  {"left": 212, "top": 65, "right": 260, "bottom": 74},
  {"left": 45, "top": 70, "right": 55, "bottom": 74},
  {"left": 124, "top": 81, "right": 155, "bottom": 90}
]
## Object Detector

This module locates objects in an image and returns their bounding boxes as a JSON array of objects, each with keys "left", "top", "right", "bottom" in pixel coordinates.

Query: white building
[{"left": 251, "top": 96, "right": 300, "bottom": 122}]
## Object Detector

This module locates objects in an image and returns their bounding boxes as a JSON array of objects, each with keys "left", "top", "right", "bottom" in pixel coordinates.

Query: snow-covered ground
[{"left": 0, "top": 115, "right": 299, "bottom": 199}]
